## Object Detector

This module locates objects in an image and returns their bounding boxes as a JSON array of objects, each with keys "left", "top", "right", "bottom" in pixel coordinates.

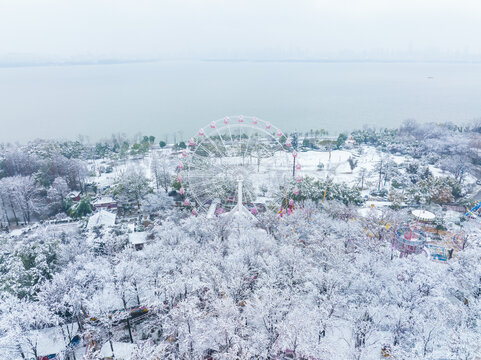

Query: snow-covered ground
[
  {"left": 90, "top": 143, "right": 472, "bottom": 198},
  {"left": 89, "top": 146, "right": 410, "bottom": 195}
]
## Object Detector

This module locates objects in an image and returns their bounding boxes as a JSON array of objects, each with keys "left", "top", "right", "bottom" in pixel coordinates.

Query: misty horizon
[{"left": 2, "top": 0, "right": 481, "bottom": 62}]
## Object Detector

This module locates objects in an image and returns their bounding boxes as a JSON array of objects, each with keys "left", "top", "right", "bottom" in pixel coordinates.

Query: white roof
[
  {"left": 412, "top": 209, "right": 436, "bottom": 221},
  {"left": 87, "top": 210, "right": 116, "bottom": 229},
  {"left": 100, "top": 341, "right": 137, "bottom": 359},
  {"left": 10, "top": 229, "right": 23, "bottom": 236},
  {"left": 358, "top": 207, "right": 382, "bottom": 218},
  {"left": 22, "top": 323, "right": 79, "bottom": 356},
  {"left": 92, "top": 196, "right": 116, "bottom": 205},
  {"left": 68, "top": 191, "right": 81, "bottom": 198},
  {"left": 129, "top": 232, "right": 147, "bottom": 245}
]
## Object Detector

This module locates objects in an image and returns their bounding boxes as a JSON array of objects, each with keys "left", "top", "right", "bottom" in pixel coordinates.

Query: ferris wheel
[{"left": 176, "top": 115, "right": 302, "bottom": 216}]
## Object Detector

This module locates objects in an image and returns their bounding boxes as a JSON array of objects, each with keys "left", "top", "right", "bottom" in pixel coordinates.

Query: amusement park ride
[
  {"left": 393, "top": 207, "right": 472, "bottom": 262},
  {"left": 174, "top": 115, "right": 478, "bottom": 261},
  {"left": 465, "top": 201, "right": 481, "bottom": 218},
  {"left": 175, "top": 116, "right": 301, "bottom": 218}
]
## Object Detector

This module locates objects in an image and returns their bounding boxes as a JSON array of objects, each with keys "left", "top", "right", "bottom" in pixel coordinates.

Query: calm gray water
[{"left": 0, "top": 61, "right": 480, "bottom": 143}]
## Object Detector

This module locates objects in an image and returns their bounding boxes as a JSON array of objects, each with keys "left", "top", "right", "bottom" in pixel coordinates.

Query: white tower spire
[
  {"left": 227, "top": 174, "right": 256, "bottom": 221},
  {"left": 237, "top": 174, "right": 243, "bottom": 208}
]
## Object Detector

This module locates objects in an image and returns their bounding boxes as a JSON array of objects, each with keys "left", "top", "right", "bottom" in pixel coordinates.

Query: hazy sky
[{"left": 1, "top": 0, "right": 480, "bottom": 60}]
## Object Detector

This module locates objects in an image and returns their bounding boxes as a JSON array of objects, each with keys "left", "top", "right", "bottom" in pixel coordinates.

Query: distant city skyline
[
  {"left": 2, "top": 46, "right": 481, "bottom": 68},
  {"left": 1, "top": 0, "right": 481, "bottom": 64}
]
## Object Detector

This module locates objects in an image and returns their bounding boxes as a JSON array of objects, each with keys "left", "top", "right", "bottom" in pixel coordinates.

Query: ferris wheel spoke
[
  {"left": 187, "top": 168, "right": 230, "bottom": 206},
  {"left": 205, "top": 133, "right": 227, "bottom": 159},
  {"left": 239, "top": 124, "right": 244, "bottom": 159},
  {"left": 194, "top": 141, "right": 218, "bottom": 159},
  {"left": 185, "top": 169, "right": 225, "bottom": 179},
  {"left": 226, "top": 124, "right": 235, "bottom": 152},
  {"left": 185, "top": 177, "right": 213, "bottom": 190},
  {"left": 193, "top": 140, "right": 220, "bottom": 160},
  {"left": 242, "top": 125, "right": 255, "bottom": 159},
  {"left": 184, "top": 165, "right": 212, "bottom": 180},
  {"left": 258, "top": 135, "right": 279, "bottom": 155},
  {"left": 187, "top": 175, "right": 224, "bottom": 189},
  {"left": 243, "top": 182, "right": 262, "bottom": 215},
  {"left": 189, "top": 155, "right": 224, "bottom": 173},
  {"left": 189, "top": 152, "right": 225, "bottom": 174},
  {"left": 242, "top": 125, "right": 251, "bottom": 157},
  {"left": 190, "top": 189, "right": 217, "bottom": 209},
  {"left": 191, "top": 186, "right": 217, "bottom": 200},
  {"left": 243, "top": 183, "right": 257, "bottom": 205},
  {"left": 213, "top": 128, "right": 230, "bottom": 158},
  {"left": 188, "top": 151, "right": 211, "bottom": 162},
  {"left": 185, "top": 172, "right": 218, "bottom": 179},
  {"left": 184, "top": 157, "right": 206, "bottom": 169},
  {"left": 188, "top": 174, "right": 224, "bottom": 192},
  {"left": 190, "top": 185, "right": 218, "bottom": 200},
  {"left": 231, "top": 176, "right": 239, "bottom": 209},
  {"left": 254, "top": 141, "right": 277, "bottom": 164}
]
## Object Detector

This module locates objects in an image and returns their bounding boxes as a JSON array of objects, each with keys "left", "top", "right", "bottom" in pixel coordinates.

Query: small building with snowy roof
[
  {"left": 345, "top": 137, "right": 357, "bottom": 147},
  {"left": 67, "top": 191, "right": 81, "bottom": 202},
  {"left": 87, "top": 210, "right": 116, "bottom": 229},
  {"left": 92, "top": 196, "right": 118, "bottom": 210},
  {"left": 129, "top": 231, "right": 148, "bottom": 250}
]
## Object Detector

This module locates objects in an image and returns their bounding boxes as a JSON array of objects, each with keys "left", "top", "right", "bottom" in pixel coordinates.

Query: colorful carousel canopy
[{"left": 412, "top": 209, "right": 435, "bottom": 221}]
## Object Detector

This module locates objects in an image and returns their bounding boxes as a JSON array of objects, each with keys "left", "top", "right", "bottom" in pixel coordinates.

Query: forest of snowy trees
[
  {"left": 1, "top": 202, "right": 480, "bottom": 359},
  {"left": 1, "top": 120, "right": 481, "bottom": 359}
]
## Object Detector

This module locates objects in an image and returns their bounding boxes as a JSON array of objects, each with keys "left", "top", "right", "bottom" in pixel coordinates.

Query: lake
[{"left": 0, "top": 60, "right": 480, "bottom": 143}]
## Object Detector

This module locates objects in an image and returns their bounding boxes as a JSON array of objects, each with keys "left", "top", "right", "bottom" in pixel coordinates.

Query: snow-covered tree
[
  {"left": 141, "top": 191, "right": 174, "bottom": 215},
  {"left": 150, "top": 152, "right": 172, "bottom": 192},
  {"left": 0, "top": 294, "right": 56, "bottom": 359},
  {"left": 113, "top": 167, "right": 152, "bottom": 210},
  {"left": 9, "top": 176, "right": 44, "bottom": 224}
]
